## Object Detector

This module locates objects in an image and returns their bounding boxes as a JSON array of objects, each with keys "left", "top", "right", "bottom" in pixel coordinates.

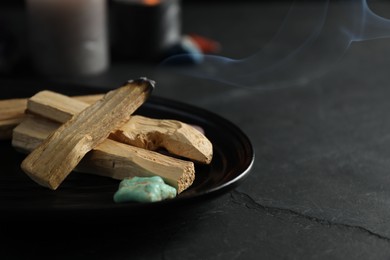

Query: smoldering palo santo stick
[{"left": 21, "top": 78, "right": 154, "bottom": 190}]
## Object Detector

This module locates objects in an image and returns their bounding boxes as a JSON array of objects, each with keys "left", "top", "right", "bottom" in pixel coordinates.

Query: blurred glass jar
[
  {"left": 111, "top": 0, "right": 181, "bottom": 61},
  {"left": 26, "top": 0, "right": 109, "bottom": 77}
]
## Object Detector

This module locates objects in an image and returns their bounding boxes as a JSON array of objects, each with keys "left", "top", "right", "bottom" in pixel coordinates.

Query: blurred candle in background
[
  {"left": 111, "top": 0, "right": 181, "bottom": 61},
  {"left": 26, "top": 0, "right": 109, "bottom": 77}
]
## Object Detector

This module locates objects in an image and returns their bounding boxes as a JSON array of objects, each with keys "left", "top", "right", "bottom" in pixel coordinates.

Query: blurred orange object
[
  {"left": 142, "top": 0, "right": 160, "bottom": 6},
  {"left": 188, "top": 33, "right": 221, "bottom": 54}
]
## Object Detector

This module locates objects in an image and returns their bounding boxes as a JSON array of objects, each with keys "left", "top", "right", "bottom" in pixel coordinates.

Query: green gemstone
[{"left": 113, "top": 176, "right": 177, "bottom": 203}]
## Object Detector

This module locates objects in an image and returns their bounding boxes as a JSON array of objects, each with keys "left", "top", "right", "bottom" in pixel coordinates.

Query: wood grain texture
[
  {"left": 111, "top": 115, "right": 213, "bottom": 164},
  {"left": 0, "top": 94, "right": 104, "bottom": 140},
  {"left": 13, "top": 116, "right": 194, "bottom": 193},
  {"left": 27, "top": 90, "right": 213, "bottom": 164},
  {"left": 21, "top": 78, "right": 154, "bottom": 190}
]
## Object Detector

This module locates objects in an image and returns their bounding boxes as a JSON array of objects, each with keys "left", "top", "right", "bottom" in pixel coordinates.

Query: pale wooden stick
[
  {"left": 81, "top": 141, "right": 195, "bottom": 194},
  {"left": 0, "top": 98, "right": 26, "bottom": 122},
  {"left": 0, "top": 94, "right": 104, "bottom": 140},
  {"left": 27, "top": 90, "right": 213, "bottom": 164},
  {"left": 0, "top": 118, "right": 24, "bottom": 140},
  {"left": 13, "top": 116, "right": 194, "bottom": 193},
  {"left": 27, "top": 91, "right": 90, "bottom": 123},
  {"left": 0, "top": 98, "right": 26, "bottom": 140},
  {"left": 111, "top": 115, "right": 213, "bottom": 164},
  {"left": 21, "top": 78, "right": 154, "bottom": 190}
]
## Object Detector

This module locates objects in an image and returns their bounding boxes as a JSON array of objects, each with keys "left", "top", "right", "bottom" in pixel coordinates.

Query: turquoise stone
[{"left": 113, "top": 176, "right": 177, "bottom": 203}]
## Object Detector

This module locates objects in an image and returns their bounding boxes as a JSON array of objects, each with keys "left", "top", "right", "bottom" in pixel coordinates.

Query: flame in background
[
  {"left": 161, "top": 0, "right": 390, "bottom": 88},
  {"left": 142, "top": 0, "right": 160, "bottom": 6}
]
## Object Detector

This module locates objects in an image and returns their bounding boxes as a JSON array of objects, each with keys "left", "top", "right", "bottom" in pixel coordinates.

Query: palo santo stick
[
  {"left": 0, "top": 118, "right": 25, "bottom": 140},
  {"left": 0, "top": 98, "right": 26, "bottom": 121},
  {"left": 27, "top": 91, "right": 93, "bottom": 123},
  {"left": 81, "top": 140, "right": 195, "bottom": 193},
  {"left": 13, "top": 116, "right": 194, "bottom": 193},
  {"left": 0, "top": 94, "right": 104, "bottom": 140},
  {"left": 21, "top": 78, "right": 154, "bottom": 190},
  {"left": 0, "top": 98, "right": 27, "bottom": 140},
  {"left": 111, "top": 115, "right": 213, "bottom": 164},
  {"left": 27, "top": 90, "right": 213, "bottom": 164}
]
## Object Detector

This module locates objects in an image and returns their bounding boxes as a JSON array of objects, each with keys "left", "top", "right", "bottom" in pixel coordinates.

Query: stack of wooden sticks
[{"left": 0, "top": 78, "right": 213, "bottom": 194}]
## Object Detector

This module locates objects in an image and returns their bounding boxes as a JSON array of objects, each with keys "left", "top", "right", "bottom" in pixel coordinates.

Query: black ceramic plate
[{"left": 0, "top": 80, "right": 254, "bottom": 218}]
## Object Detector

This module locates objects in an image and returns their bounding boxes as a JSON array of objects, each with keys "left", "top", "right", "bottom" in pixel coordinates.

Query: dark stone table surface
[{"left": 2, "top": 1, "right": 390, "bottom": 259}]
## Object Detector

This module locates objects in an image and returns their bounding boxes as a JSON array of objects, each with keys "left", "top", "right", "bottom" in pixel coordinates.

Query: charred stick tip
[{"left": 127, "top": 77, "right": 156, "bottom": 92}]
